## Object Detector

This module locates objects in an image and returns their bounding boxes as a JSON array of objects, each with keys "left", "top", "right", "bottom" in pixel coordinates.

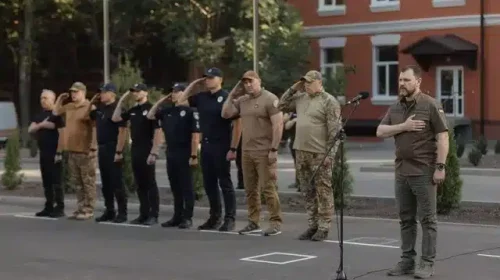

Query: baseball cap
[
  {"left": 172, "top": 82, "right": 187, "bottom": 92},
  {"left": 300, "top": 70, "right": 323, "bottom": 82},
  {"left": 241, "top": 70, "right": 260, "bottom": 81},
  {"left": 100, "top": 83, "right": 117, "bottom": 93},
  {"left": 203, "top": 67, "right": 223, "bottom": 78},
  {"left": 69, "top": 82, "right": 86, "bottom": 92},
  {"left": 129, "top": 83, "right": 147, "bottom": 92}
]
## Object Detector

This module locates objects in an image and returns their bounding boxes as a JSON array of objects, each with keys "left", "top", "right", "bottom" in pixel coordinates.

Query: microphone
[{"left": 345, "top": 91, "right": 369, "bottom": 105}]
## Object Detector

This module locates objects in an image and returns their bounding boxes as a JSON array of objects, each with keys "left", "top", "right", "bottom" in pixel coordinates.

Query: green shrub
[
  {"left": 467, "top": 147, "right": 482, "bottom": 166},
  {"left": 436, "top": 129, "right": 463, "bottom": 214},
  {"left": 1, "top": 130, "right": 24, "bottom": 190},
  {"left": 476, "top": 136, "right": 488, "bottom": 155},
  {"left": 494, "top": 140, "right": 500, "bottom": 154},
  {"left": 331, "top": 142, "right": 354, "bottom": 210},
  {"left": 121, "top": 141, "right": 136, "bottom": 194},
  {"left": 192, "top": 148, "right": 204, "bottom": 201}
]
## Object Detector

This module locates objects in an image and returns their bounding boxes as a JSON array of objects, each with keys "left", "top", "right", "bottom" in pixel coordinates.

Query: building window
[
  {"left": 318, "top": 0, "right": 346, "bottom": 16},
  {"left": 374, "top": 46, "right": 399, "bottom": 99},
  {"left": 432, "top": 0, "right": 466, "bottom": 8},
  {"left": 370, "top": 0, "right": 400, "bottom": 12},
  {"left": 321, "top": 47, "right": 344, "bottom": 79}
]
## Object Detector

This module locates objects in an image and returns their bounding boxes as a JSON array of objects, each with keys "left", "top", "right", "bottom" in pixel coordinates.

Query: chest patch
[
  {"left": 180, "top": 110, "right": 186, "bottom": 117},
  {"left": 217, "top": 96, "right": 223, "bottom": 103},
  {"left": 142, "top": 110, "right": 148, "bottom": 116}
]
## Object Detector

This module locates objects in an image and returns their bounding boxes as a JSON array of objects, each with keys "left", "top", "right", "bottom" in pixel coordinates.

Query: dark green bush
[
  {"left": 437, "top": 129, "right": 463, "bottom": 214},
  {"left": 1, "top": 130, "right": 24, "bottom": 190}
]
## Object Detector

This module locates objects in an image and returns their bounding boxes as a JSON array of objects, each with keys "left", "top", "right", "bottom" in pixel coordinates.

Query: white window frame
[
  {"left": 370, "top": 0, "right": 400, "bottom": 13},
  {"left": 432, "top": 0, "right": 466, "bottom": 8},
  {"left": 319, "top": 37, "right": 346, "bottom": 79},
  {"left": 318, "top": 0, "right": 346, "bottom": 17},
  {"left": 436, "top": 66, "right": 465, "bottom": 117},
  {"left": 371, "top": 34, "right": 401, "bottom": 105}
]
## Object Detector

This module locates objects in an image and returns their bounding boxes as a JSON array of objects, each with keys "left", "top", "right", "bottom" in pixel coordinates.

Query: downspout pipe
[{"left": 480, "top": 0, "right": 485, "bottom": 136}]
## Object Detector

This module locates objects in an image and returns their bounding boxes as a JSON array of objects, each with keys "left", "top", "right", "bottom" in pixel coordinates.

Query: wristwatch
[
  {"left": 190, "top": 155, "right": 197, "bottom": 159},
  {"left": 230, "top": 147, "right": 237, "bottom": 152},
  {"left": 270, "top": 148, "right": 278, "bottom": 152},
  {"left": 436, "top": 163, "right": 445, "bottom": 171}
]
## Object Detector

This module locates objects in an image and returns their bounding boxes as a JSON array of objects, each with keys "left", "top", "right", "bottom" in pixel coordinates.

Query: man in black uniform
[
  {"left": 28, "top": 89, "right": 65, "bottom": 217},
  {"left": 89, "top": 83, "right": 129, "bottom": 223},
  {"left": 112, "top": 83, "right": 162, "bottom": 226},
  {"left": 179, "top": 67, "right": 241, "bottom": 231},
  {"left": 147, "top": 83, "right": 201, "bottom": 229}
]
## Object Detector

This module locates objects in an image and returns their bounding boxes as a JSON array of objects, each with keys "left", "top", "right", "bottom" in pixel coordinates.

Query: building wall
[{"left": 289, "top": 0, "right": 500, "bottom": 139}]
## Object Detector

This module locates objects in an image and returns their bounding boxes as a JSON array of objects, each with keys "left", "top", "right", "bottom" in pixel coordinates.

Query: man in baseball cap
[
  {"left": 203, "top": 67, "right": 223, "bottom": 78},
  {"left": 129, "top": 83, "right": 148, "bottom": 92},
  {"left": 69, "top": 81, "right": 87, "bottom": 92},
  {"left": 300, "top": 70, "right": 323, "bottom": 83},
  {"left": 172, "top": 82, "right": 187, "bottom": 92}
]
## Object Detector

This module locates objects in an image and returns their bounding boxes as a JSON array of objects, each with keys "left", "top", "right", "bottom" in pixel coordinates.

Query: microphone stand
[{"left": 308, "top": 99, "right": 362, "bottom": 280}]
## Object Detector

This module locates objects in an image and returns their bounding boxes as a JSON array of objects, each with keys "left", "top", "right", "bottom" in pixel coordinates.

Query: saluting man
[
  {"left": 89, "top": 83, "right": 129, "bottom": 223},
  {"left": 179, "top": 67, "right": 242, "bottom": 232},
  {"left": 147, "top": 83, "right": 201, "bottom": 229},
  {"left": 112, "top": 83, "right": 163, "bottom": 226}
]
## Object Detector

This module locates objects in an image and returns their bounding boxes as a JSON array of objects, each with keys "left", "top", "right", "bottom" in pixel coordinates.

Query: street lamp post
[
  {"left": 103, "top": 0, "right": 110, "bottom": 83},
  {"left": 252, "top": 0, "right": 258, "bottom": 74}
]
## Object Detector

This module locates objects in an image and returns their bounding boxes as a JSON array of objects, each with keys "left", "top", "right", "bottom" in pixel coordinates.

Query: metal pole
[
  {"left": 252, "top": 0, "right": 258, "bottom": 74},
  {"left": 103, "top": 0, "right": 110, "bottom": 83}
]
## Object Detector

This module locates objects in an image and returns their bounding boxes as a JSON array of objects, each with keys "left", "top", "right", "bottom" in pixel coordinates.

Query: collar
[
  {"left": 249, "top": 88, "right": 264, "bottom": 99},
  {"left": 73, "top": 99, "right": 89, "bottom": 108},
  {"left": 398, "top": 91, "right": 423, "bottom": 106},
  {"left": 307, "top": 91, "right": 322, "bottom": 98}
]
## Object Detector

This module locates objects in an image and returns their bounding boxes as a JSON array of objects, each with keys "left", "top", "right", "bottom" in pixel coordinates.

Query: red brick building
[{"left": 288, "top": 0, "right": 499, "bottom": 140}]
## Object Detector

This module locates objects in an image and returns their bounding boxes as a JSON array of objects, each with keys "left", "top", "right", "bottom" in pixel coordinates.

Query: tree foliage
[{"left": 437, "top": 128, "right": 463, "bottom": 214}]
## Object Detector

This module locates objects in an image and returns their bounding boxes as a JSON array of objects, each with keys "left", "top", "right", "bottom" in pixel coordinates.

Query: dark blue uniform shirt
[
  {"left": 121, "top": 102, "right": 160, "bottom": 148},
  {"left": 32, "top": 110, "right": 65, "bottom": 153},
  {"left": 156, "top": 105, "right": 200, "bottom": 149},
  {"left": 188, "top": 89, "right": 238, "bottom": 144},
  {"left": 89, "top": 101, "right": 127, "bottom": 145}
]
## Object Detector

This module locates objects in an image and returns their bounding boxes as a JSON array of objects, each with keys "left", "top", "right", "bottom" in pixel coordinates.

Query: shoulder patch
[
  {"left": 273, "top": 99, "right": 279, "bottom": 108},
  {"left": 193, "top": 111, "right": 199, "bottom": 120}
]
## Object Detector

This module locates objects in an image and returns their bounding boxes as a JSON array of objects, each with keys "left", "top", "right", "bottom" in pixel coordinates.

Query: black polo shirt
[
  {"left": 31, "top": 109, "right": 65, "bottom": 153},
  {"left": 89, "top": 101, "right": 127, "bottom": 145},
  {"left": 156, "top": 105, "right": 200, "bottom": 150},
  {"left": 188, "top": 89, "right": 238, "bottom": 144},
  {"left": 121, "top": 102, "right": 160, "bottom": 148}
]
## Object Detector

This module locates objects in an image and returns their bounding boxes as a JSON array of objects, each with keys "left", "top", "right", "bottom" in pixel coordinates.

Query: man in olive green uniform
[
  {"left": 221, "top": 70, "right": 284, "bottom": 236},
  {"left": 278, "top": 70, "right": 341, "bottom": 241},
  {"left": 376, "top": 65, "right": 449, "bottom": 279}
]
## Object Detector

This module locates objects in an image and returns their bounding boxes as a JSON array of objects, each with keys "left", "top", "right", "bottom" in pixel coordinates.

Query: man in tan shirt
[
  {"left": 221, "top": 70, "right": 284, "bottom": 236},
  {"left": 278, "top": 70, "right": 342, "bottom": 241},
  {"left": 53, "top": 82, "right": 97, "bottom": 220}
]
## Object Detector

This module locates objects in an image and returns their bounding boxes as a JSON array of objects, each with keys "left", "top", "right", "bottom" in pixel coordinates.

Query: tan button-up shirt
[
  {"left": 379, "top": 92, "right": 448, "bottom": 176},
  {"left": 58, "top": 100, "right": 95, "bottom": 153}
]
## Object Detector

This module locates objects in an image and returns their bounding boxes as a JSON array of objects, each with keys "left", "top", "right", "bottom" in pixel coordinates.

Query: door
[{"left": 436, "top": 66, "right": 464, "bottom": 117}]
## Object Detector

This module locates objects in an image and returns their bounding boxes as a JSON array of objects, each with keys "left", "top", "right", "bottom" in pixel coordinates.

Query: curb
[{"left": 360, "top": 166, "right": 500, "bottom": 177}]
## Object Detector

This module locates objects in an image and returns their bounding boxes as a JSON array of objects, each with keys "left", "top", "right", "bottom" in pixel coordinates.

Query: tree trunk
[{"left": 18, "top": 0, "right": 33, "bottom": 147}]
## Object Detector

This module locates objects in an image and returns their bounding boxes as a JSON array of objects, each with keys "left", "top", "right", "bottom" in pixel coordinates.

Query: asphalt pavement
[
  {"left": 3, "top": 148, "right": 500, "bottom": 202},
  {"left": 0, "top": 198, "right": 499, "bottom": 280}
]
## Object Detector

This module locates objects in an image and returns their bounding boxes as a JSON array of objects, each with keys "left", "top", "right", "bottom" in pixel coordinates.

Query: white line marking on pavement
[
  {"left": 240, "top": 252, "right": 317, "bottom": 265},
  {"left": 478, "top": 254, "right": 500, "bottom": 259},
  {"left": 0, "top": 212, "right": 33, "bottom": 216},
  {"left": 13, "top": 214, "right": 58, "bottom": 221},
  {"left": 98, "top": 222, "right": 151, "bottom": 228},
  {"left": 324, "top": 240, "right": 399, "bottom": 249},
  {"left": 199, "top": 230, "right": 262, "bottom": 237}
]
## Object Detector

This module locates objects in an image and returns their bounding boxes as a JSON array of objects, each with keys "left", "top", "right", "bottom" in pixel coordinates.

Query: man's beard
[{"left": 399, "top": 87, "right": 416, "bottom": 100}]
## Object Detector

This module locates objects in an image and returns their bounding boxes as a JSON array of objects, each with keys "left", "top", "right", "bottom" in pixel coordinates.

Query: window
[
  {"left": 318, "top": 0, "right": 346, "bottom": 16},
  {"left": 432, "top": 0, "right": 466, "bottom": 8},
  {"left": 370, "top": 0, "right": 400, "bottom": 12},
  {"left": 321, "top": 47, "right": 344, "bottom": 79},
  {"left": 374, "top": 46, "right": 399, "bottom": 98}
]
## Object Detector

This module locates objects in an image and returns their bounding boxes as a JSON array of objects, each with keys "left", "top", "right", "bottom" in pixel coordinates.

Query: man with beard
[
  {"left": 29, "top": 89, "right": 65, "bottom": 217},
  {"left": 147, "top": 83, "right": 200, "bottom": 229},
  {"left": 89, "top": 83, "right": 129, "bottom": 223},
  {"left": 53, "top": 82, "right": 97, "bottom": 220},
  {"left": 376, "top": 65, "right": 449, "bottom": 279},
  {"left": 112, "top": 83, "right": 163, "bottom": 226},
  {"left": 221, "top": 70, "right": 284, "bottom": 236}
]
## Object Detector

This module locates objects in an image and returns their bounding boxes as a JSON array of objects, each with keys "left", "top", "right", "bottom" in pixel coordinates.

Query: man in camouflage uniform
[
  {"left": 278, "top": 70, "right": 341, "bottom": 241},
  {"left": 377, "top": 65, "right": 449, "bottom": 279}
]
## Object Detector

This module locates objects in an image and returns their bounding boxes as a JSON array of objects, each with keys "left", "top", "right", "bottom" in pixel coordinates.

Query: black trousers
[
  {"left": 98, "top": 143, "right": 127, "bottom": 215},
  {"left": 131, "top": 145, "right": 160, "bottom": 218},
  {"left": 166, "top": 147, "right": 195, "bottom": 221},
  {"left": 236, "top": 141, "right": 243, "bottom": 189},
  {"left": 39, "top": 150, "right": 64, "bottom": 210},
  {"left": 200, "top": 140, "right": 236, "bottom": 220}
]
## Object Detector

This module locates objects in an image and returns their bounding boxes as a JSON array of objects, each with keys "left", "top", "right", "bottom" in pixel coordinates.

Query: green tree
[
  {"left": 331, "top": 142, "right": 354, "bottom": 210},
  {"left": 436, "top": 128, "right": 463, "bottom": 214},
  {"left": 1, "top": 130, "right": 24, "bottom": 190}
]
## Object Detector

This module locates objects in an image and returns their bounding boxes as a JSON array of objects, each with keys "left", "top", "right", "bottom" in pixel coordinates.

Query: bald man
[{"left": 28, "top": 89, "right": 66, "bottom": 217}]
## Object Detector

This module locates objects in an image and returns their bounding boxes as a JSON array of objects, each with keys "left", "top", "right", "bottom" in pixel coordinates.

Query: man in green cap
[
  {"left": 278, "top": 70, "right": 341, "bottom": 241},
  {"left": 53, "top": 81, "right": 98, "bottom": 220}
]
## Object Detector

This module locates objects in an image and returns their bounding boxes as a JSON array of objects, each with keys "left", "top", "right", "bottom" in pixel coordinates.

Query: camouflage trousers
[
  {"left": 68, "top": 152, "right": 97, "bottom": 214},
  {"left": 295, "top": 150, "right": 334, "bottom": 231}
]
